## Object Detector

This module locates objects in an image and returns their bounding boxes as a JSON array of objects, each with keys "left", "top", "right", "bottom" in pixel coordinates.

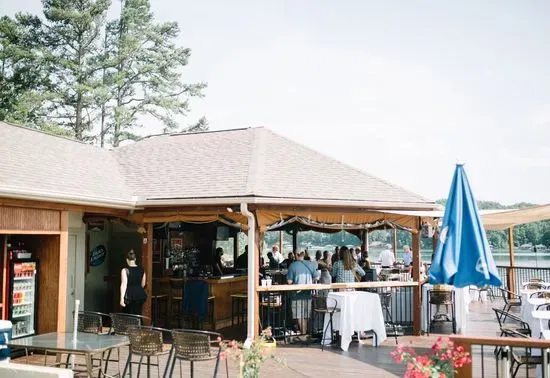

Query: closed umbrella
[{"left": 429, "top": 164, "right": 501, "bottom": 334}]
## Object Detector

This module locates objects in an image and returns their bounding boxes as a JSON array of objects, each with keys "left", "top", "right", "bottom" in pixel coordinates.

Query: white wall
[{"left": 67, "top": 212, "right": 86, "bottom": 332}]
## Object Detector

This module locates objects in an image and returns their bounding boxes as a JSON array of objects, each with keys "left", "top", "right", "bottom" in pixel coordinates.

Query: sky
[{"left": 2, "top": 0, "right": 550, "bottom": 205}]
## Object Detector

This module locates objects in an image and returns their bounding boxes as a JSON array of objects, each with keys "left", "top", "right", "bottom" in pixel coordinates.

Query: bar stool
[
  {"left": 181, "top": 280, "right": 216, "bottom": 330},
  {"left": 169, "top": 279, "right": 184, "bottom": 327},
  {"left": 260, "top": 293, "right": 286, "bottom": 343},
  {"left": 230, "top": 293, "right": 247, "bottom": 326},
  {"left": 152, "top": 279, "right": 168, "bottom": 327},
  {"left": 427, "top": 289, "right": 456, "bottom": 334}
]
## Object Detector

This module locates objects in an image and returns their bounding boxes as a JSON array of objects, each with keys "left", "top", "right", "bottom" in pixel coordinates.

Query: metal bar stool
[
  {"left": 427, "top": 289, "right": 456, "bottom": 334},
  {"left": 230, "top": 293, "right": 247, "bottom": 326},
  {"left": 152, "top": 279, "right": 168, "bottom": 327},
  {"left": 312, "top": 294, "right": 339, "bottom": 351},
  {"left": 169, "top": 279, "right": 184, "bottom": 328}
]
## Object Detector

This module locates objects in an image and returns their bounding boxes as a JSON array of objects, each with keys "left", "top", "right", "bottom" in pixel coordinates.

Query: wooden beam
[
  {"left": 360, "top": 230, "right": 367, "bottom": 252},
  {"left": 254, "top": 227, "right": 262, "bottom": 337},
  {"left": 452, "top": 340, "right": 472, "bottom": 378},
  {"left": 0, "top": 230, "right": 61, "bottom": 235},
  {"left": 392, "top": 228, "right": 398, "bottom": 260},
  {"left": 278, "top": 231, "right": 283, "bottom": 255},
  {"left": 57, "top": 211, "right": 69, "bottom": 332},
  {"left": 508, "top": 227, "right": 516, "bottom": 292},
  {"left": 142, "top": 224, "right": 153, "bottom": 321},
  {"left": 292, "top": 229, "right": 298, "bottom": 253},
  {"left": 412, "top": 217, "right": 422, "bottom": 336},
  {"left": 0, "top": 197, "right": 128, "bottom": 216},
  {"left": 1, "top": 235, "right": 7, "bottom": 319}
]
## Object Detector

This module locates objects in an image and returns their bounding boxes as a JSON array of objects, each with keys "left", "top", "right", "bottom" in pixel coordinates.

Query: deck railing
[
  {"left": 451, "top": 335, "right": 550, "bottom": 378},
  {"left": 256, "top": 281, "right": 418, "bottom": 341},
  {"left": 497, "top": 265, "right": 550, "bottom": 294}
]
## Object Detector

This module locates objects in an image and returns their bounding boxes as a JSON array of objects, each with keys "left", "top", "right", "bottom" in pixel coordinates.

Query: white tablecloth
[
  {"left": 322, "top": 291, "right": 387, "bottom": 351},
  {"left": 521, "top": 290, "right": 550, "bottom": 337},
  {"left": 421, "top": 284, "right": 470, "bottom": 334}
]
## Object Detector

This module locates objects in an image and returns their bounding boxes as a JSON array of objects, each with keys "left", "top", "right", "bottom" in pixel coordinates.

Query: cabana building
[{"left": 0, "top": 122, "right": 444, "bottom": 339}]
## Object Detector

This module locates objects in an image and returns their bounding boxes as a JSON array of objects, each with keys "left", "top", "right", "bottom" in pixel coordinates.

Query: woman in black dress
[{"left": 119, "top": 250, "right": 147, "bottom": 315}]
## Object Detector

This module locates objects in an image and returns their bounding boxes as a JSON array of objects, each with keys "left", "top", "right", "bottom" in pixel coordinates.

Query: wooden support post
[
  {"left": 392, "top": 228, "right": 398, "bottom": 260},
  {"left": 254, "top": 227, "right": 262, "bottom": 337},
  {"left": 432, "top": 228, "right": 439, "bottom": 253},
  {"left": 292, "top": 229, "right": 298, "bottom": 253},
  {"left": 360, "top": 230, "right": 367, "bottom": 252},
  {"left": 508, "top": 227, "right": 516, "bottom": 292},
  {"left": 142, "top": 224, "right": 153, "bottom": 321},
  {"left": 2, "top": 235, "right": 7, "bottom": 319},
  {"left": 412, "top": 217, "right": 422, "bottom": 336},
  {"left": 279, "top": 230, "right": 283, "bottom": 255},
  {"left": 57, "top": 211, "right": 69, "bottom": 332}
]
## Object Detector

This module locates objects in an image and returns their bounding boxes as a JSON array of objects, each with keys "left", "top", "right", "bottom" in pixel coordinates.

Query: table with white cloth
[
  {"left": 520, "top": 289, "right": 550, "bottom": 338},
  {"left": 421, "top": 283, "right": 471, "bottom": 334},
  {"left": 322, "top": 291, "right": 387, "bottom": 351}
]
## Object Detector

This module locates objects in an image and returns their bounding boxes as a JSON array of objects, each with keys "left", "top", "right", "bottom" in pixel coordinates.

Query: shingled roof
[{"left": 0, "top": 122, "right": 436, "bottom": 210}]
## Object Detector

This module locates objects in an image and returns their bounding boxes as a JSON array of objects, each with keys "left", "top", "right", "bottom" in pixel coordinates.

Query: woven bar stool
[
  {"left": 169, "top": 279, "right": 184, "bottom": 327},
  {"left": 427, "top": 289, "right": 456, "bottom": 334},
  {"left": 168, "top": 329, "right": 223, "bottom": 378},
  {"left": 152, "top": 279, "right": 168, "bottom": 327},
  {"left": 122, "top": 326, "right": 172, "bottom": 378},
  {"left": 105, "top": 313, "right": 150, "bottom": 375},
  {"left": 230, "top": 293, "right": 247, "bottom": 326}
]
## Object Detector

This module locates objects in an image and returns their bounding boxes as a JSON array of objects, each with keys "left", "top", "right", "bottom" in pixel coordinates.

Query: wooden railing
[
  {"left": 256, "top": 280, "right": 418, "bottom": 292},
  {"left": 451, "top": 335, "right": 550, "bottom": 378}
]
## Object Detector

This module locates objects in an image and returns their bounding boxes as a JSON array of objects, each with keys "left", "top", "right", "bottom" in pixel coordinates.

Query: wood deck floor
[{"left": 11, "top": 297, "right": 506, "bottom": 377}]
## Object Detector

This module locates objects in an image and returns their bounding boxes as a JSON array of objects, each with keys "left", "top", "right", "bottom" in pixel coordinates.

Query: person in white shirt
[
  {"left": 402, "top": 245, "right": 413, "bottom": 266},
  {"left": 379, "top": 248, "right": 396, "bottom": 267},
  {"left": 272, "top": 245, "right": 283, "bottom": 263}
]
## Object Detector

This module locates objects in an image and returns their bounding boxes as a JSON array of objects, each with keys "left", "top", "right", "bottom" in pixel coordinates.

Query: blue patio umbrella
[{"left": 429, "top": 164, "right": 501, "bottom": 288}]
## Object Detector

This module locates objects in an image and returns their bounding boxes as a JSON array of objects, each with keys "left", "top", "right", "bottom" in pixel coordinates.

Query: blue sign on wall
[{"left": 90, "top": 245, "right": 107, "bottom": 267}]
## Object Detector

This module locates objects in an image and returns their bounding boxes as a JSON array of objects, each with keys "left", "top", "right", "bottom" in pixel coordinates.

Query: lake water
[{"left": 371, "top": 247, "right": 550, "bottom": 268}]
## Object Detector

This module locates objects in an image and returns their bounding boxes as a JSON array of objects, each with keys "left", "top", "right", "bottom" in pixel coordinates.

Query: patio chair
[
  {"left": 122, "top": 326, "right": 172, "bottom": 378},
  {"left": 493, "top": 308, "right": 531, "bottom": 337},
  {"left": 523, "top": 282, "right": 544, "bottom": 290},
  {"left": 312, "top": 294, "right": 340, "bottom": 351},
  {"left": 105, "top": 313, "right": 151, "bottom": 375},
  {"left": 168, "top": 329, "right": 223, "bottom": 378},
  {"left": 501, "top": 328, "right": 543, "bottom": 378},
  {"left": 379, "top": 291, "right": 400, "bottom": 344},
  {"left": 499, "top": 288, "right": 522, "bottom": 321},
  {"left": 64, "top": 311, "right": 111, "bottom": 369}
]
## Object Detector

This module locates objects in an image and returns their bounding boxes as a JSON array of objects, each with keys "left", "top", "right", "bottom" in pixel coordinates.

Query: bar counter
[{"left": 155, "top": 275, "right": 248, "bottom": 329}]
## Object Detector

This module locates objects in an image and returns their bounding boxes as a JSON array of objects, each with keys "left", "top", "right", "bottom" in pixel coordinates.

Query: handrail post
[
  {"left": 500, "top": 346, "right": 511, "bottom": 378},
  {"left": 508, "top": 227, "right": 516, "bottom": 292},
  {"left": 543, "top": 348, "right": 550, "bottom": 378},
  {"left": 454, "top": 340, "right": 473, "bottom": 378},
  {"left": 412, "top": 217, "right": 421, "bottom": 336}
]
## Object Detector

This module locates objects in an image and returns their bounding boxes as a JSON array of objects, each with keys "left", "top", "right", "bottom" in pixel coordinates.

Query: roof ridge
[
  {"left": 261, "top": 128, "right": 431, "bottom": 203},
  {"left": 245, "top": 128, "right": 267, "bottom": 195}
]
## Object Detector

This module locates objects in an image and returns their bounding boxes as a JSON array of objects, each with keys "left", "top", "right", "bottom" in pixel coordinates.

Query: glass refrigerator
[{"left": 8, "top": 260, "right": 38, "bottom": 339}]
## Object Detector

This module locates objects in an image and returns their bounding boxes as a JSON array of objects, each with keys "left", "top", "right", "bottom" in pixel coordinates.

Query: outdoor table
[
  {"left": 531, "top": 311, "right": 550, "bottom": 338},
  {"left": 322, "top": 291, "right": 386, "bottom": 351},
  {"left": 8, "top": 332, "right": 129, "bottom": 378}
]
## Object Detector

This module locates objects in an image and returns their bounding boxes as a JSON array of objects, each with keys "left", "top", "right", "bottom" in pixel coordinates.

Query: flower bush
[
  {"left": 390, "top": 337, "right": 472, "bottom": 378},
  {"left": 219, "top": 328, "right": 285, "bottom": 378}
]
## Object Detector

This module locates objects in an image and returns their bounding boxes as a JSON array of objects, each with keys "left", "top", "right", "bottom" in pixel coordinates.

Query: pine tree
[
  {"left": 0, "top": 14, "right": 49, "bottom": 125},
  {"left": 41, "top": 0, "right": 110, "bottom": 140},
  {"left": 104, "top": 0, "right": 206, "bottom": 146}
]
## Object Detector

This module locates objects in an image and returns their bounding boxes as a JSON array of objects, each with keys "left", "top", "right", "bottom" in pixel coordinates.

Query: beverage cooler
[{"left": 7, "top": 260, "right": 38, "bottom": 339}]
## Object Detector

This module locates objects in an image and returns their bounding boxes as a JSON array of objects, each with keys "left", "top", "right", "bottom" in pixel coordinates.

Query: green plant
[
  {"left": 391, "top": 337, "right": 471, "bottom": 378},
  {"left": 220, "top": 328, "right": 285, "bottom": 378}
]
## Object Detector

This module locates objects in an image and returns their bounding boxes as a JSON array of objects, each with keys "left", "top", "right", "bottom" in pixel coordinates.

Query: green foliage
[{"left": 0, "top": 0, "right": 207, "bottom": 144}]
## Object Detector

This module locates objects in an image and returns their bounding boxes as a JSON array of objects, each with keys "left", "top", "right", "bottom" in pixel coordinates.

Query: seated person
[
  {"left": 236, "top": 245, "right": 248, "bottom": 269},
  {"left": 213, "top": 247, "right": 225, "bottom": 276},
  {"left": 280, "top": 252, "right": 295, "bottom": 269}
]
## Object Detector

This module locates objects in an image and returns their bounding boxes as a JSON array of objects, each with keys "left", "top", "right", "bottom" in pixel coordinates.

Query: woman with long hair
[
  {"left": 331, "top": 246, "right": 365, "bottom": 283},
  {"left": 119, "top": 250, "right": 147, "bottom": 315},
  {"left": 318, "top": 250, "right": 332, "bottom": 284}
]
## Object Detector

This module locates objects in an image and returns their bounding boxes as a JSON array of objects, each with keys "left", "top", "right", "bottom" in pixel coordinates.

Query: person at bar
[
  {"left": 236, "top": 245, "right": 248, "bottom": 269},
  {"left": 267, "top": 251, "right": 279, "bottom": 269},
  {"left": 280, "top": 252, "right": 295, "bottom": 269},
  {"left": 272, "top": 245, "right": 284, "bottom": 264},
  {"left": 318, "top": 250, "right": 332, "bottom": 284},
  {"left": 119, "top": 250, "right": 147, "bottom": 315},
  {"left": 287, "top": 250, "right": 319, "bottom": 337},
  {"left": 378, "top": 245, "right": 396, "bottom": 267},
  {"left": 402, "top": 245, "right": 413, "bottom": 267},
  {"left": 213, "top": 247, "right": 225, "bottom": 276},
  {"left": 331, "top": 246, "right": 366, "bottom": 283}
]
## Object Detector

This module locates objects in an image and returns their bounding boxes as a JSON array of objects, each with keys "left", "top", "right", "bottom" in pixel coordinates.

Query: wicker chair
[
  {"left": 499, "top": 288, "right": 522, "bottom": 322},
  {"left": 426, "top": 290, "right": 455, "bottom": 334},
  {"left": 312, "top": 294, "right": 340, "bottom": 351},
  {"left": 105, "top": 313, "right": 151, "bottom": 376},
  {"left": 78, "top": 311, "right": 111, "bottom": 334},
  {"left": 522, "top": 282, "right": 544, "bottom": 290},
  {"left": 122, "top": 326, "right": 172, "bottom": 378},
  {"left": 168, "top": 329, "right": 223, "bottom": 378}
]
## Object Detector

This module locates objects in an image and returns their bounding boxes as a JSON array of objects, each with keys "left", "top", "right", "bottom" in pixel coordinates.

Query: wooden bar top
[{"left": 154, "top": 275, "right": 247, "bottom": 285}]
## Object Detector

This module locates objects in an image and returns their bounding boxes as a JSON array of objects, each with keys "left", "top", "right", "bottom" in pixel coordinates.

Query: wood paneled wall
[
  {"left": 0, "top": 206, "right": 61, "bottom": 232},
  {"left": 27, "top": 235, "right": 61, "bottom": 334}
]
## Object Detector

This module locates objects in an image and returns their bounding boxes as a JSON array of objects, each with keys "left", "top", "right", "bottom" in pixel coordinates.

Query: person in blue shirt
[
  {"left": 402, "top": 245, "right": 413, "bottom": 266},
  {"left": 287, "top": 250, "right": 320, "bottom": 336}
]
